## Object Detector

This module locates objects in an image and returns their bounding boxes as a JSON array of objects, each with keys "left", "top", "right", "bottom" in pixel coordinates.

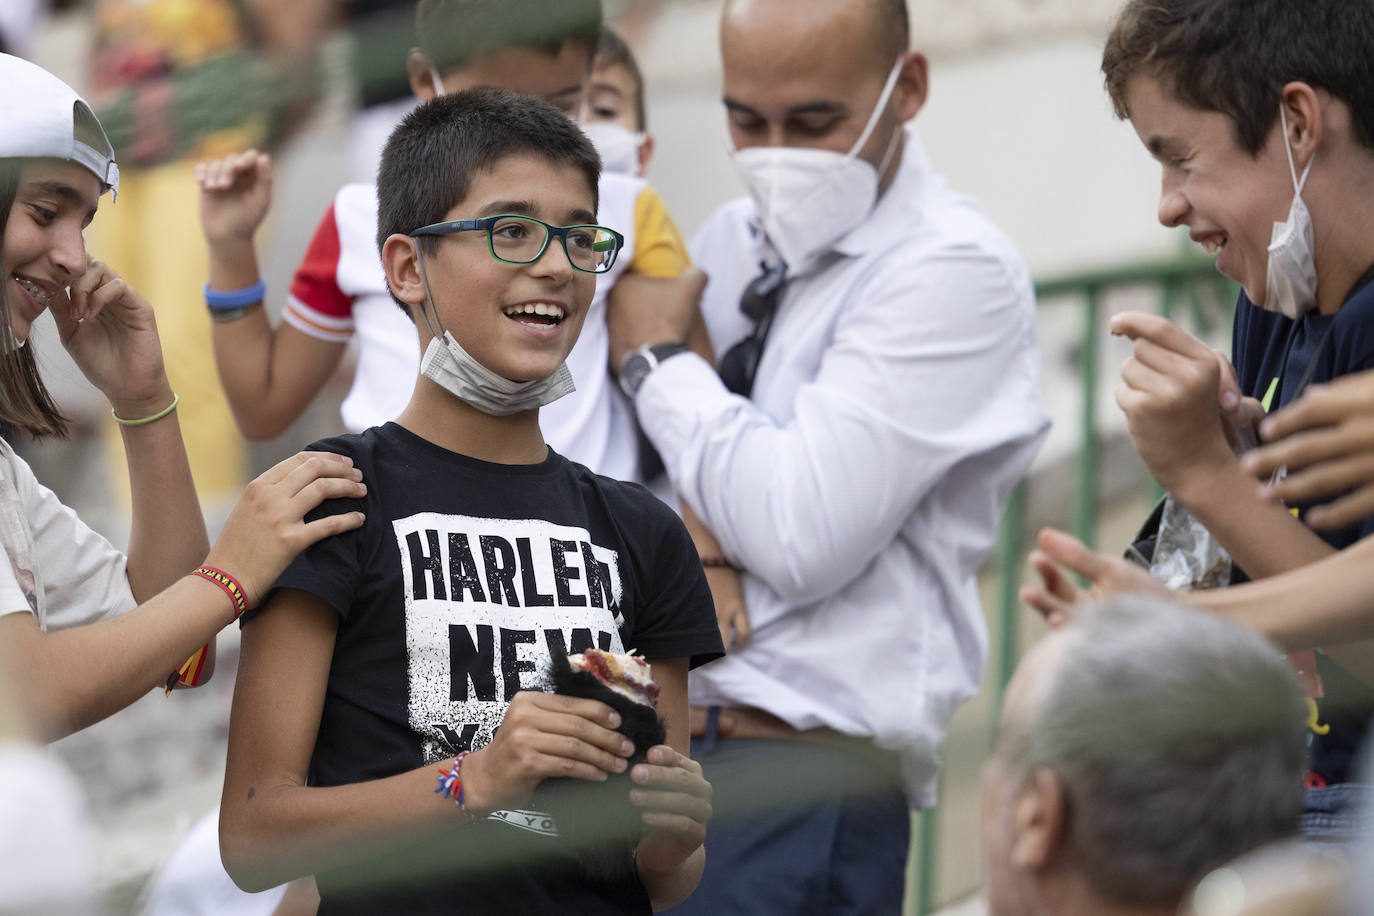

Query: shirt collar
[{"left": 831, "top": 125, "right": 929, "bottom": 260}]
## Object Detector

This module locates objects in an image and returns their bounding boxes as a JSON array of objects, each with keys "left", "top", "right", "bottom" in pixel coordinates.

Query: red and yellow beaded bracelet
[
  {"left": 190, "top": 565, "right": 249, "bottom": 618},
  {"left": 164, "top": 566, "right": 250, "bottom": 695}
]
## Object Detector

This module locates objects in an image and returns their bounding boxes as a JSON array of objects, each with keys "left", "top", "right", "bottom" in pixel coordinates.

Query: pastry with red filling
[
  {"left": 542, "top": 647, "right": 668, "bottom": 881},
  {"left": 548, "top": 648, "right": 665, "bottom": 763},
  {"left": 568, "top": 649, "right": 661, "bottom": 708}
]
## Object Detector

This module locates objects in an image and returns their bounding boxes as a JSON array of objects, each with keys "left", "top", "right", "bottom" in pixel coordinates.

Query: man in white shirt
[{"left": 609, "top": 0, "right": 1048, "bottom": 910}]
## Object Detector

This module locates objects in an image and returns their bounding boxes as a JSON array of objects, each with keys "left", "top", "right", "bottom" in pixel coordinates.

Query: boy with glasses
[
  {"left": 197, "top": 0, "right": 687, "bottom": 490},
  {"left": 218, "top": 87, "right": 723, "bottom": 913},
  {"left": 199, "top": 0, "right": 745, "bottom": 657}
]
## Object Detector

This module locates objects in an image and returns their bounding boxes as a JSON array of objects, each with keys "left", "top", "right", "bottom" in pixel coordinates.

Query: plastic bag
[
  {"left": 1146, "top": 412, "right": 1259, "bottom": 591},
  {"left": 1148, "top": 497, "right": 1234, "bottom": 590}
]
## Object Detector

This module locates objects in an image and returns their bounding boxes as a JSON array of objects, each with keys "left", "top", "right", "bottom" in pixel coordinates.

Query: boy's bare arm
[
  {"left": 220, "top": 591, "right": 459, "bottom": 892},
  {"left": 1111, "top": 311, "right": 1335, "bottom": 578},
  {"left": 0, "top": 453, "right": 364, "bottom": 741},
  {"left": 1026, "top": 525, "right": 1374, "bottom": 650},
  {"left": 198, "top": 152, "right": 347, "bottom": 440},
  {"left": 1026, "top": 525, "right": 1374, "bottom": 686}
]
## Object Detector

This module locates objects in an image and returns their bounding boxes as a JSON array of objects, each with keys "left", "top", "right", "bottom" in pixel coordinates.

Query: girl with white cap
[{"left": 0, "top": 53, "right": 366, "bottom": 742}]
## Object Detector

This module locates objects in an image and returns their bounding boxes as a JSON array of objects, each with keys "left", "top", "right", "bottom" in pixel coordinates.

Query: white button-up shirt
[{"left": 635, "top": 131, "right": 1049, "bottom": 805}]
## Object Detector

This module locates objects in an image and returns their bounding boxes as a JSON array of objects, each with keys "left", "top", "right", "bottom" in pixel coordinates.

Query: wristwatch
[{"left": 619, "top": 342, "right": 689, "bottom": 399}]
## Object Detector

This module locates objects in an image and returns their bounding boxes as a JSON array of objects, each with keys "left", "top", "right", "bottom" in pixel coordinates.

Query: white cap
[{"left": 0, "top": 54, "right": 119, "bottom": 201}]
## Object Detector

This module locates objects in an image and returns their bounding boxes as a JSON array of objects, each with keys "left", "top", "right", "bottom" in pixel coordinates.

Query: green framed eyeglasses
[{"left": 409, "top": 214, "right": 625, "bottom": 274}]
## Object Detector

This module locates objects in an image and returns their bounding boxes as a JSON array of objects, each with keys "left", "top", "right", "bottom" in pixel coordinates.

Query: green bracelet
[{"left": 111, "top": 392, "right": 180, "bottom": 426}]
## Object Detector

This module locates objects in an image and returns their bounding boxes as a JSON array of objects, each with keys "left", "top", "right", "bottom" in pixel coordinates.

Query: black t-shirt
[
  {"left": 1232, "top": 278, "right": 1374, "bottom": 787},
  {"left": 250, "top": 423, "right": 723, "bottom": 914}
]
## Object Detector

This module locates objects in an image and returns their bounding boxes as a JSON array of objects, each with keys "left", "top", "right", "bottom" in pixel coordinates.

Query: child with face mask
[
  {"left": 198, "top": 0, "right": 747, "bottom": 676},
  {"left": 218, "top": 87, "right": 722, "bottom": 914},
  {"left": 579, "top": 27, "right": 655, "bottom": 179},
  {"left": 197, "top": 2, "right": 685, "bottom": 468},
  {"left": 1026, "top": 0, "right": 1374, "bottom": 839}
]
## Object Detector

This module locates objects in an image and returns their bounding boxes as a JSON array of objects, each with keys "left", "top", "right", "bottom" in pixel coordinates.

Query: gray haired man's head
[{"left": 981, "top": 596, "right": 1307, "bottom": 916}]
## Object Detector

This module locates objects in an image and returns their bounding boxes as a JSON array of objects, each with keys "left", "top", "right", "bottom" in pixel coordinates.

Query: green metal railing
[{"left": 908, "top": 256, "right": 1238, "bottom": 915}]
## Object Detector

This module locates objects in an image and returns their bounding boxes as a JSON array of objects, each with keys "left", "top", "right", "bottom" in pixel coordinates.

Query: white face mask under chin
[
  {"left": 730, "top": 58, "right": 905, "bottom": 272},
  {"left": 420, "top": 332, "right": 575, "bottom": 416},
  {"left": 412, "top": 243, "right": 576, "bottom": 416},
  {"left": 1263, "top": 106, "right": 1319, "bottom": 319}
]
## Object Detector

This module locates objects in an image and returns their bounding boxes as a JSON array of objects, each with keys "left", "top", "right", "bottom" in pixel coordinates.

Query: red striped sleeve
[{"left": 289, "top": 202, "right": 354, "bottom": 319}]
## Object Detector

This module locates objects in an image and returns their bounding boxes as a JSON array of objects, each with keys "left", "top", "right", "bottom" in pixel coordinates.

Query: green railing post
[
  {"left": 907, "top": 256, "right": 1229, "bottom": 915},
  {"left": 1158, "top": 276, "right": 1177, "bottom": 322},
  {"left": 995, "top": 481, "right": 1027, "bottom": 721},
  {"left": 1075, "top": 286, "right": 1101, "bottom": 548},
  {"left": 915, "top": 803, "right": 939, "bottom": 915}
]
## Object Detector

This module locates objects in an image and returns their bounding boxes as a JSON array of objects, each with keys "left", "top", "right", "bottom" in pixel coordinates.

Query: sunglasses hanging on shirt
[{"left": 718, "top": 263, "right": 787, "bottom": 398}]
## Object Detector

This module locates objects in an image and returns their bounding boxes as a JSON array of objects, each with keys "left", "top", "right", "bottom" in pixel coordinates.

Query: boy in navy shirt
[{"left": 1036, "top": 0, "right": 1374, "bottom": 834}]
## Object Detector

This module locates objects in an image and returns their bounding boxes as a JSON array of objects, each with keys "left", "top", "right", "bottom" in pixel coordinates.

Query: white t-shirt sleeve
[
  {"left": 5, "top": 445, "right": 135, "bottom": 632},
  {"left": 0, "top": 551, "right": 29, "bottom": 619}
]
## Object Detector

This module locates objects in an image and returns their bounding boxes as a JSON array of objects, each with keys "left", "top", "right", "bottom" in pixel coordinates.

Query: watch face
[{"left": 621, "top": 353, "right": 651, "bottom": 398}]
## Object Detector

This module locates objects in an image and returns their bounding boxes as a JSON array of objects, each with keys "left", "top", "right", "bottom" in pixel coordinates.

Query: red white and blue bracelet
[{"left": 434, "top": 750, "right": 476, "bottom": 820}]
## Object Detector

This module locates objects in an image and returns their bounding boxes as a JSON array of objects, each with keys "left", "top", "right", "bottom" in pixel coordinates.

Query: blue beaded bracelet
[{"left": 204, "top": 280, "right": 266, "bottom": 310}]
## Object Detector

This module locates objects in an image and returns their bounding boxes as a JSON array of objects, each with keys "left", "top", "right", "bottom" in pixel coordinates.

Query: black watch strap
[
  {"left": 620, "top": 342, "right": 689, "bottom": 399},
  {"left": 648, "top": 342, "right": 689, "bottom": 362}
]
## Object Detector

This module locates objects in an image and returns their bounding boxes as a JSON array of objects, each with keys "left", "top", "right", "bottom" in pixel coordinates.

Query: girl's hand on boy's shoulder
[
  {"left": 461, "top": 692, "right": 634, "bottom": 815},
  {"left": 630, "top": 745, "right": 712, "bottom": 874},
  {"left": 205, "top": 450, "right": 367, "bottom": 608},
  {"left": 197, "top": 150, "right": 272, "bottom": 246}
]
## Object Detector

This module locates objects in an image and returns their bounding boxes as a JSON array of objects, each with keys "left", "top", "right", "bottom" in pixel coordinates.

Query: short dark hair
[
  {"left": 0, "top": 159, "right": 69, "bottom": 438},
  {"left": 375, "top": 87, "right": 602, "bottom": 313},
  {"left": 1103, "top": 0, "right": 1374, "bottom": 155},
  {"left": 595, "top": 27, "right": 646, "bottom": 132},
  {"left": 417, "top": 0, "right": 602, "bottom": 74}
]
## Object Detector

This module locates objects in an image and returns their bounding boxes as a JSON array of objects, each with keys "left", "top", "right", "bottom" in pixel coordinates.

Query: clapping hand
[{"left": 1020, "top": 527, "right": 1171, "bottom": 628}]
